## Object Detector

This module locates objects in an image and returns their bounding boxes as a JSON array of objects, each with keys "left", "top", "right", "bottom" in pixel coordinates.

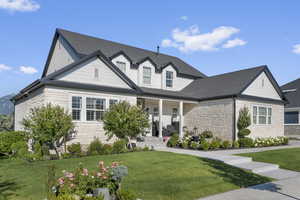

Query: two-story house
[{"left": 12, "top": 29, "right": 286, "bottom": 144}]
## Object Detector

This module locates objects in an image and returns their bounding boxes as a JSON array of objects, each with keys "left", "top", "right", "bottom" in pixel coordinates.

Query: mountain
[{"left": 0, "top": 94, "right": 15, "bottom": 115}]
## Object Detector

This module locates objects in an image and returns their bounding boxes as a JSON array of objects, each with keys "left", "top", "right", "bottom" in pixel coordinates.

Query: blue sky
[{"left": 0, "top": 0, "right": 299, "bottom": 95}]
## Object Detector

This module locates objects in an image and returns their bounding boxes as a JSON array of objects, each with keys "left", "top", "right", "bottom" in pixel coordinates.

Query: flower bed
[
  {"left": 49, "top": 161, "right": 137, "bottom": 200},
  {"left": 167, "top": 133, "right": 289, "bottom": 151}
]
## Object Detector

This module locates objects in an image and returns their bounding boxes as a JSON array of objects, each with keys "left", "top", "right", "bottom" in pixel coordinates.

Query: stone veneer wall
[
  {"left": 284, "top": 125, "right": 300, "bottom": 136},
  {"left": 184, "top": 98, "right": 235, "bottom": 141},
  {"left": 235, "top": 99, "right": 284, "bottom": 139}
]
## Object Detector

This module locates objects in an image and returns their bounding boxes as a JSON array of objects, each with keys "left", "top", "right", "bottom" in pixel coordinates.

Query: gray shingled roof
[
  {"left": 57, "top": 29, "right": 206, "bottom": 78},
  {"left": 181, "top": 65, "right": 282, "bottom": 100},
  {"left": 281, "top": 78, "right": 300, "bottom": 108}
]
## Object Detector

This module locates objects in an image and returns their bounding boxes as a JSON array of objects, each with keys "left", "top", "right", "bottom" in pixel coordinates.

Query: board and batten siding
[
  {"left": 235, "top": 99, "right": 284, "bottom": 138},
  {"left": 242, "top": 72, "right": 281, "bottom": 100},
  {"left": 46, "top": 36, "right": 79, "bottom": 76},
  {"left": 55, "top": 57, "right": 131, "bottom": 89},
  {"left": 14, "top": 87, "right": 45, "bottom": 131},
  {"left": 44, "top": 86, "right": 137, "bottom": 144}
]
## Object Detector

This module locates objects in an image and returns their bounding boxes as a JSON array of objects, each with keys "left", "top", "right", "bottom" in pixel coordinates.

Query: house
[
  {"left": 12, "top": 29, "right": 286, "bottom": 144},
  {"left": 281, "top": 78, "right": 300, "bottom": 136}
]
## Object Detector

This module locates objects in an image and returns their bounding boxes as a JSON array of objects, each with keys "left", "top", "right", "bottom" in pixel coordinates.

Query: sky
[{"left": 0, "top": 0, "right": 300, "bottom": 95}]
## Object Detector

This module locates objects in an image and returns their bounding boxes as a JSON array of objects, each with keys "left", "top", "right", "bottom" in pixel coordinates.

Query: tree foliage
[
  {"left": 0, "top": 114, "right": 13, "bottom": 131},
  {"left": 0, "top": 131, "right": 26, "bottom": 155},
  {"left": 103, "top": 101, "right": 149, "bottom": 141},
  {"left": 237, "top": 107, "right": 251, "bottom": 131},
  {"left": 22, "top": 103, "right": 74, "bottom": 157}
]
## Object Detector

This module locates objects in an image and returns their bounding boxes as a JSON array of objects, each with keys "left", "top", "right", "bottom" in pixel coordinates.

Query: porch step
[
  {"left": 136, "top": 136, "right": 166, "bottom": 148},
  {"left": 233, "top": 161, "right": 279, "bottom": 173}
]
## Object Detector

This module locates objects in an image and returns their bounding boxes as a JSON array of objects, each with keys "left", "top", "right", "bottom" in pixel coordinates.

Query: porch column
[
  {"left": 159, "top": 99, "right": 163, "bottom": 138},
  {"left": 179, "top": 101, "right": 184, "bottom": 138}
]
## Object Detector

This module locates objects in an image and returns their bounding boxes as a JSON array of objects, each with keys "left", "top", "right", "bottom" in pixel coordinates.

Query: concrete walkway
[{"left": 157, "top": 141, "right": 300, "bottom": 200}]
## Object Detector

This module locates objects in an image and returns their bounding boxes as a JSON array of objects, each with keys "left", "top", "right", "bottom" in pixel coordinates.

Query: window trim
[
  {"left": 71, "top": 96, "right": 82, "bottom": 121},
  {"left": 116, "top": 61, "right": 126, "bottom": 73},
  {"left": 284, "top": 111, "right": 300, "bottom": 125},
  {"left": 86, "top": 97, "right": 106, "bottom": 121},
  {"left": 252, "top": 105, "right": 272, "bottom": 125},
  {"left": 143, "top": 66, "right": 151, "bottom": 85}
]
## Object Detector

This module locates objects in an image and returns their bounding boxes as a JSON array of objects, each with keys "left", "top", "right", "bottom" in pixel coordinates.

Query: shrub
[
  {"left": 143, "top": 146, "right": 150, "bottom": 151},
  {"left": 200, "top": 140, "right": 210, "bottom": 151},
  {"left": 237, "top": 107, "right": 251, "bottom": 132},
  {"left": 283, "top": 137, "right": 289, "bottom": 145},
  {"left": 233, "top": 140, "right": 240, "bottom": 148},
  {"left": 11, "top": 141, "right": 29, "bottom": 158},
  {"left": 238, "top": 128, "right": 251, "bottom": 138},
  {"left": 102, "top": 144, "right": 113, "bottom": 155},
  {"left": 210, "top": 138, "right": 221, "bottom": 150},
  {"left": 87, "top": 138, "right": 103, "bottom": 155},
  {"left": 116, "top": 189, "right": 137, "bottom": 200},
  {"left": 253, "top": 136, "right": 289, "bottom": 147},
  {"left": 55, "top": 194, "right": 77, "bottom": 200},
  {"left": 0, "top": 131, "right": 26, "bottom": 156},
  {"left": 190, "top": 141, "right": 199, "bottom": 149},
  {"left": 112, "top": 139, "right": 127, "bottom": 154},
  {"left": 238, "top": 137, "right": 254, "bottom": 148},
  {"left": 67, "top": 143, "right": 82, "bottom": 157},
  {"left": 200, "top": 130, "right": 213, "bottom": 139},
  {"left": 222, "top": 140, "right": 232, "bottom": 149},
  {"left": 181, "top": 141, "right": 189, "bottom": 149},
  {"left": 167, "top": 134, "right": 179, "bottom": 147}
]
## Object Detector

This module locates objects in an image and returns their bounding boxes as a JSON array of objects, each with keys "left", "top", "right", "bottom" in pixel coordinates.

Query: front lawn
[
  {"left": 239, "top": 148, "right": 300, "bottom": 172},
  {"left": 0, "top": 151, "right": 271, "bottom": 200}
]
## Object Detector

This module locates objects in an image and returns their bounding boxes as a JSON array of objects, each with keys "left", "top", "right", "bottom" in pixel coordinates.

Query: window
[
  {"left": 172, "top": 108, "right": 178, "bottom": 116},
  {"left": 143, "top": 67, "right": 151, "bottom": 84},
  {"left": 86, "top": 98, "right": 106, "bottom": 121},
  {"left": 153, "top": 107, "right": 158, "bottom": 116},
  {"left": 166, "top": 71, "right": 174, "bottom": 88},
  {"left": 261, "top": 79, "right": 265, "bottom": 87},
  {"left": 285, "top": 111, "right": 299, "bottom": 124},
  {"left": 94, "top": 68, "right": 99, "bottom": 79},
  {"left": 109, "top": 99, "right": 118, "bottom": 108},
  {"left": 253, "top": 106, "right": 272, "bottom": 125},
  {"left": 72, "top": 96, "right": 82, "bottom": 121},
  {"left": 116, "top": 61, "right": 126, "bottom": 73}
]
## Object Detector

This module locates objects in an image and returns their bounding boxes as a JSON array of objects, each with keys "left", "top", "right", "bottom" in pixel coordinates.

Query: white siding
[
  {"left": 44, "top": 86, "right": 137, "bottom": 144},
  {"left": 111, "top": 54, "right": 138, "bottom": 84},
  {"left": 235, "top": 99, "right": 284, "bottom": 139},
  {"left": 161, "top": 65, "right": 194, "bottom": 91},
  {"left": 242, "top": 72, "right": 281, "bottom": 100},
  {"left": 56, "top": 57, "right": 131, "bottom": 89},
  {"left": 46, "top": 36, "right": 79, "bottom": 76},
  {"left": 14, "top": 87, "right": 45, "bottom": 131}
]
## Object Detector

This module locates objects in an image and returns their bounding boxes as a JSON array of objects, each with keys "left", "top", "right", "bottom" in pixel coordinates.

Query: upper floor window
[
  {"left": 94, "top": 68, "right": 99, "bottom": 79},
  {"left": 166, "top": 71, "right": 174, "bottom": 88},
  {"left": 143, "top": 66, "right": 151, "bottom": 85},
  {"left": 116, "top": 61, "right": 126, "bottom": 73},
  {"left": 285, "top": 111, "right": 299, "bottom": 124},
  {"left": 72, "top": 96, "right": 82, "bottom": 121},
  {"left": 86, "top": 98, "right": 106, "bottom": 121},
  {"left": 253, "top": 106, "right": 272, "bottom": 125}
]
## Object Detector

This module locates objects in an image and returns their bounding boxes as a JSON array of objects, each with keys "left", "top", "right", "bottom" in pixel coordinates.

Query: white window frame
[
  {"left": 86, "top": 97, "right": 106, "bottom": 121},
  {"left": 116, "top": 61, "right": 126, "bottom": 73},
  {"left": 143, "top": 66, "right": 151, "bottom": 85},
  {"left": 253, "top": 105, "right": 272, "bottom": 125},
  {"left": 71, "top": 96, "right": 82, "bottom": 121},
  {"left": 166, "top": 71, "right": 174, "bottom": 88}
]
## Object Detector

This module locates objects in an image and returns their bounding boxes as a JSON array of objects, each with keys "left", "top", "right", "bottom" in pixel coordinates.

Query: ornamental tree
[
  {"left": 237, "top": 106, "right": 251, "bottom": 138},
  {"left": 22, "top": 103, "right": 74, "bottom": 158},
  {"left": 103, "top": 101, "right": 149, "bottom": 143}
]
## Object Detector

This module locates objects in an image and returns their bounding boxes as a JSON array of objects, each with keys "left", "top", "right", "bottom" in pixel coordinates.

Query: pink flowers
[
  {"left": 64, "top": 172, "right": 74, "bottom": 180},
  {"left": 58, "top": 177, "right": 64, "bottom": 185},
  {"left": 82, "top": 168, "right": 88, "bottom": 176}
]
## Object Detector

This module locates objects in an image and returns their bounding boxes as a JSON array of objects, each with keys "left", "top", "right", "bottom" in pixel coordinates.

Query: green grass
[
  {"left": 239, "top": 148, "right": 300, "bottom": 172},
  {"left": 0, "top": 151, "right": 271, "bottom": 200}
]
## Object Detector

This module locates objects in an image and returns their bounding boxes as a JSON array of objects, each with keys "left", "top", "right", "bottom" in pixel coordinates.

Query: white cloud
[
  {"left": 161, "top": 25, "right": 246, "bottom": 53},
  {"left": 19, "top": 66, "right": 38, "bottom": 74},
  {"left": 0, "top": 0, "right": 40, "bottom": 12},
  {"left": 292, "top": 44, "right": 300, "bottom": 54},
  {"left": 0, "top": 64, "right": 12, "bottom": 72},
  {"left": 222, "top": 38, "right": 247, "bottom": 48},
  {"left": 180, "top": 16, "right": 188, "bottom": 21}
]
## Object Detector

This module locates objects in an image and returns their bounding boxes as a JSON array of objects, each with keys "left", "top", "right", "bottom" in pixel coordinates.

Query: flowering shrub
[
  {"left": 55, "top": 161, "right": 128, "bottom": 199},
  {"left": 253, "top": 136, "right": 289, "bottom": 147}
]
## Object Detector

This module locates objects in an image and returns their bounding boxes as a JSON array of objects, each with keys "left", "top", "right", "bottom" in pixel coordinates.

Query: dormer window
[
  {"left": 116, "top": 61, "right": 126, "bottom": 73},
  {"left": 166, "top": 71, "right": 173, "bottom": 88},
  {"left": 143, "top": 66, "right": 151, "bottom": 84}
]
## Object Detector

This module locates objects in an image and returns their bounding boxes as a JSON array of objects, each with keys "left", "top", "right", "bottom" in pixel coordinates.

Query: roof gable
[
  {"left": 55, "top": 28, "right": 206, "bottom": 78},
  {"left": 281, "top": 78, "right": 300, "bottom": 108}
]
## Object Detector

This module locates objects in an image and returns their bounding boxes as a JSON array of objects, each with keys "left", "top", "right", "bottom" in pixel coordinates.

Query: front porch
[{"left": 137, "top": 97, "right": 197, "bottom": 138}]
